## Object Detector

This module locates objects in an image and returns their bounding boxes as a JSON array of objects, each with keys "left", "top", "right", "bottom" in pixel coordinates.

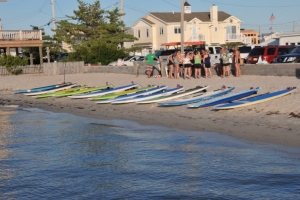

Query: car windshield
[
  {"left": 123, "top": 56, "right": 134, "bottom": 61},
  {"left": 249, "top": 48, "right": 264, "bottom": 56},
  {"left": 239, "top": 46, "right": 252, "bottom": 53},
  {"left": 290, "top": 46, "right": 300, "bottom": 54},
  {"left": 155, "top": 50, "right": 163, "bottom": 57}
]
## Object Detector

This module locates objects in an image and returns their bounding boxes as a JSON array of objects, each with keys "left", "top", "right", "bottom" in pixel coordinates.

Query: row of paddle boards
[{"left": 14, "top": 82, "right": 296, "bottom": 110}]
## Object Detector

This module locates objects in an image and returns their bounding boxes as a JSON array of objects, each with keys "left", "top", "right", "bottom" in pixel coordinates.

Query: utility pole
[
  {"left": 180, "top": 0, "right": 184, "bottom": 55},
  {"left": 120, "top": 0, "right": 123, "bottom": 22},
  {"left": 51, "top": 0, "right": 56, "bottom": 30}
]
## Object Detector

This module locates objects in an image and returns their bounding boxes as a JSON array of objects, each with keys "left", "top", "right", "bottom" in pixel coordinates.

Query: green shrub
[{"left": 0, "top": 54, "right": 28, "bottom": 74}]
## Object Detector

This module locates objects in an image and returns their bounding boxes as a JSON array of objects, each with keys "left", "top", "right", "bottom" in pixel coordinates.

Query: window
[
  {"left": 298, "top": 43, "right": 300, "bottom": 45},
  {"left": 290, "top": 43, "right": 296, "bottom": 46},
  {"left": 159, "top": 27, "right": 164, "bottom": 35},
  {"left": 267, "top": 48, "right": 276, "bottom": 55},
  {"left": 137, "top": 30, "right": 141, "bottom": 38},
  {"left": 215, "top": 27, "right": 217, "bottom": 32},
  {"left": 226, "top": 26, "right": 237, "bottom": 39},
  {"left": 238, "top": 46, "right": 252, "bottom": 53},
  {"left": 278, "top": 48, "right": 291, "bottom": 55},
  {"left": 146, "top": 29, "right": 149, "bottom": 37},
  {"left": 174, "top": 26, "right": 181, "bottom": 34},
  {"left": 208, "top": 47, "right": 214, "bottom": 54},
  {"left": 215, "top": 47, "right": 221, "bottom": 54}
]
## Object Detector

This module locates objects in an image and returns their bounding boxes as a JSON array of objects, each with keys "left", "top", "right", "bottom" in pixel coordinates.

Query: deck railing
[{"left": 0, "top": 30, "right": 42, "bottom": 40}]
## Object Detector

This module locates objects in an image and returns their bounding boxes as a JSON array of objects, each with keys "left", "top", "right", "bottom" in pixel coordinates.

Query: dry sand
[{"left": 0, "top": 73, "right": 300, "bottom": 147}]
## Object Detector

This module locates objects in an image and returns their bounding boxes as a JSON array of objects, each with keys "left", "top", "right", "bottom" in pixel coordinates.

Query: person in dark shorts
[
  {"left": 182, "top": 52, "right": 192, "bottom": 79},
  {"left": 203, "top": 50, "right": 212, "bottom": 78},
  {"left": 167, "top": 53, "right": 174, "bottom": 79},
  {"left": 221, "top": 48, "right": 232, "bottom": 78},
  {"left": 193, "top": 51, "right": 202, "bottom": 78}
]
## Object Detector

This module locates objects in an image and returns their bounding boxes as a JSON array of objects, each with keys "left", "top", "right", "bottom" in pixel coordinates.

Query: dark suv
[
  {"left": 247, "top": 46, "right": 295, "bottom": 64},
  {"left": 272, "top": 46, "right": 300, "bottom": 63}
]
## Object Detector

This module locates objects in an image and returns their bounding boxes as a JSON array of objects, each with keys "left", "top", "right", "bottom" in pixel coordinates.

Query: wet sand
[{"left": 0, "top": 73, "right": 300, "bottom": 147}]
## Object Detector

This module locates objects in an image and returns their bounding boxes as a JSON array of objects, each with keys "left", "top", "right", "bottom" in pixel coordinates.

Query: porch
[{"left": 0, "top": 30, "right": 43, "bottom": 65}]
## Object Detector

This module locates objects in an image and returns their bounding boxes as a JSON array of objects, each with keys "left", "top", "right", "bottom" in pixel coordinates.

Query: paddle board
[
  {"left": 187, "top": 87, "right": 261, "bottom": 108},
  {"left": 111, "top": 86, "right": 183, "bottom": 104},
  {"left": 54, "top": 85, "right": 111, "bottom": 97},
  {"left": 96, "top": 85, "right": 168, "bottom": 104},
  {"left": 13, "top": 82, "right": 72, "bottom": 94},
  {"left": 69, "top": 83, "right": 138, "bottom": 99},
  {"left": 137, "top": 85, "right": 209, "bottom": 104},
  {"left": 35, "top": 85, "right": 88, "bottom": 98},
  {"left": 23, "top": 84, "right": 77, "bottom": 96},
  {"left": 90, "top": 85, "right": 156, "bottom": 101},
  {"left": 158, "top": 86, "right": 235, "bottom": 107},
  {"left": 214, "top": 87, "right": 296, "bottom": 110}
]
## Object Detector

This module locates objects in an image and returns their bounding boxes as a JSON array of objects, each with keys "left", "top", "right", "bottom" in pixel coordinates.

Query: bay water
[{"left": 0, "top": 107, "right": 299, "bottom": 199}]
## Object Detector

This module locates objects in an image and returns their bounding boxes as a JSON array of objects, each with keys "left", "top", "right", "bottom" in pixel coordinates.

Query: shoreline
[{"left": 1, "top": 73, "right": 300, "bottom": 147}]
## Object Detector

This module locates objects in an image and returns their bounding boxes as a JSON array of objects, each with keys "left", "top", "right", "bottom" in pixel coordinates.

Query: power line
[{"left": 199, "top": 0, "right": 300, "bottom": 7}]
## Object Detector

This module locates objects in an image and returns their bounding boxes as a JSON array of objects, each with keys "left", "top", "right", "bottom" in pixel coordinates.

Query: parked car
[
  {"left": 247, "top": 46, "right": 295, "bottom": 64},
  {"left": 108, "top": 56, "right": 144, "bottom": 66},
  {"left": 55, "top": 53, "right": 68, "bottom": 62},
  {"left": 272, "top": 46, "right": 300, "bottom": 63},
  {"left": 237, "top": 45, "right": 255, "bottom": 63}
]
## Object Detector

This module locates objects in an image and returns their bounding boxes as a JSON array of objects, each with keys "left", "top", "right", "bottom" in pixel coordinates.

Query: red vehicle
[{"left": 247, "top": 46, "right": 295, "bottom": 64}]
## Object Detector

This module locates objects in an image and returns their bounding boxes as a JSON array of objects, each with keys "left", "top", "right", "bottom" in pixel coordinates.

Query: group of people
[
  {"left": 144, "top": 47, "right": 242, "bottom": 79},
  {"left": 166, "top": 49, "right": 213, "bottom": 79},
  {"left": 218, "top": 46, "right": 242, "bottom": 78}
]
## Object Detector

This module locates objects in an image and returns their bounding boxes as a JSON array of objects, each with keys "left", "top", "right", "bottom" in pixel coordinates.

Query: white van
[{"left": 194, "top": 46, "right": 222, "bottom": 64}]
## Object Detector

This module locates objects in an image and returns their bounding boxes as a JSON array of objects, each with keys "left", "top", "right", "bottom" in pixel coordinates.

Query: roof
[
  {"left": 141, "top": 18, "right": 154, "bottom": 25},
  {"left": 184, "top": 1, "right": 191, "bottom": 6},
  {"left": 149, "top": 12, "right": 232, "bottom": 23}
]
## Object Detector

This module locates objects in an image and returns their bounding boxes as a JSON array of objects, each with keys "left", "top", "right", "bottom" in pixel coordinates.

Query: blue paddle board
[
  {"left": 187, "top": 87, "right": 261, "bottom": 108},
  {"left": 214, "top": 87, "right": 296, "bottom": 110},
  {"left": 158, "top": 86, "right": 235, "bottom": 107}
]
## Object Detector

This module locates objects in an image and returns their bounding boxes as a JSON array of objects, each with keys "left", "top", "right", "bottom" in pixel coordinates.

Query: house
[
  {"left": 0, "top": 20, "right": 43, "bottom": 64},
  {"left": 240, "top": 29, "right": 258, "bottom": 44},
  {"left": 259, "top": 32, "right": 300, "bottom": 46},
  {"left": 130, "top": 4, "right": 249, "bottom": 50}
]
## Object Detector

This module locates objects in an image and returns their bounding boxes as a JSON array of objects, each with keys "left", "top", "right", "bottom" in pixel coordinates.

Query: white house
[{"left": 129, "top": 4, "right": 249, "bottom": 50}]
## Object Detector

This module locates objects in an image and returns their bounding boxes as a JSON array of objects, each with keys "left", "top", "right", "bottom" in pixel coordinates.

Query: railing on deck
[
  {"left": 0, "top": 30, "right": 42, "bottom": 40},
  {"left": 226, "top": 34, "right": 252, "bottom": 44}
]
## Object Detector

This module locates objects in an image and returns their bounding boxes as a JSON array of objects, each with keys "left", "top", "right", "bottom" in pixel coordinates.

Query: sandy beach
[{"left": 0, "top": 73, "right": 299, "bottom": 147}]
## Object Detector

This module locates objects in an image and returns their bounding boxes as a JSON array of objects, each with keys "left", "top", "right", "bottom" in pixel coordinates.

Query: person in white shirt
[{"left": 116, "top": 57, "right": 124, "bottom": 66}]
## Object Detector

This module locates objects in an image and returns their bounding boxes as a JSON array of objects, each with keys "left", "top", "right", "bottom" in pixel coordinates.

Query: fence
[
  {"left": 0, "top": 61, "right": 84, "bottom": 76},
  {"left": 43, "top": 62, "right": 84, "bottom": 76},
  {"left": 0, "top": 65, "right": 43, "bottom": 76}
]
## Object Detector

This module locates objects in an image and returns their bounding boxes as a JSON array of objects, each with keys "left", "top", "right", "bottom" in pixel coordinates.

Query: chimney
[{"left": 210, "top": 4, "right": 218, "bottom": 24}]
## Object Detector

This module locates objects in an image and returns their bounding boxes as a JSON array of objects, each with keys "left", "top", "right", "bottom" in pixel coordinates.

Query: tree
[{"left": 54, "top": 0, "right": 136, "bottom": 64}]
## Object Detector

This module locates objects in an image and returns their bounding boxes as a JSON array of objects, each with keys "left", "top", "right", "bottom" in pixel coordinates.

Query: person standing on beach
[
  {"left": 194, "top": 51, "right": 202, "bottom": 78},
  {"left": 182, "top": 52, "right": 192, "bottom": 79},
  {"left": 234, "top": 47, "right": 241, "bottom": 77},
  {"left": 167, "top": 52, "right": 175, "bottom": 79},
  {"left": 203, "top": 50, "right": 213, "bottom": 78},
  {"left": 221, "top": 48, "right": 232, "bottom": 78},
  {"left": 173, "top": 50, "right": 182, "bottom": 79},
  {"left": 145, "top": 50, "right": 158, "bottom": 78},
  {"left": 216, "top": 47, "right": 224, "bottom": 76}
]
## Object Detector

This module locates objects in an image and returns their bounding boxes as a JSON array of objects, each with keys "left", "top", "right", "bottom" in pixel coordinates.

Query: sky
[{"left": 0, "top": 0, "right": 300, "bottom": 36}]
